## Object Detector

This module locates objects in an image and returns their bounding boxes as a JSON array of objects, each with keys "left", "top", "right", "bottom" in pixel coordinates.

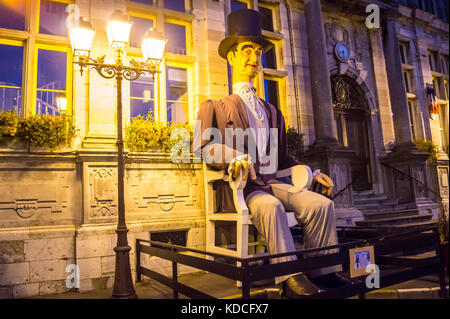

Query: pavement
[{"left": 29, "top": 270, "right": 449, "bottom": 300}]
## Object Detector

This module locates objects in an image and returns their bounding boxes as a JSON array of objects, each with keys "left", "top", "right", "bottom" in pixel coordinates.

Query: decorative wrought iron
[
  {"left": 331, "top": 75, "right": 365, "bottom": 110},
  {"left": 74, "top": 50, "right": 159, "bottom": 80},
  {"left": 150, "top": 230, "right": 188, "bottom": 249}
]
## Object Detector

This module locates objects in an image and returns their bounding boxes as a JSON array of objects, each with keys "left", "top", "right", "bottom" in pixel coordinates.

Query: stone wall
[{"left": 0, "top": 150, "right": 205, "bottom": 298}]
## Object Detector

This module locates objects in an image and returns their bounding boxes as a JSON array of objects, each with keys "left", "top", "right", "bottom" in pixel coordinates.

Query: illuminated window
[
  {"left": 36, "top": 49, "right": 67, "bottom": 116},
  {"left": 39, "top": 0, "right": 69, "bottom": 37},
  {"left": 440, "top": 54, "right": 449, "bottom": 75},
  {"left": 231, "top": 0, "right": 248, "bottom": 11},
  {"left": 432, "top": 76, "right": 443, "bottom": 99},
  {"left": 403, "top": 70, "right": 414, "bottom": 93},
  {"left": 399, "top": 41, "right": 410, "bottom": 65},
  {"left": 258, "top": 5, "right": 285, "bottom": 116},
  {"left": 262, "top": 46, "right": 277, "bottom": 69},
  {"left": 408, "top": 100, "right": 416, "bottom": 140},
  {"left": 166, "top": 66, "right": 188, "bottom": 123},
  {"left": 439, "top": 104, "right": 448, "bottom": 150},
  {"left": 0, "top": 1, "right": 71, "bottom": 118},
  {"left": 130, "top": 75, "right": 154, "bottom": 119},
  {"left": 130, "top": 17, "right": 154, "bottom": 48},
  {"left": 165, "top": 22, "right": 186, "bottom": 55},
  {"left": 164, "top": 0, "right": 185, "bottom": 12},
  {"left": 445, "top": 80, "right": 449, "bottom": 100},
  {"left": 258, "top": 6, "right": 274, "bottom": 32},
  {"left": 0, "top": 44, "right": 23, "bottom": 115},
  {"left": 264, "top": 79, "right": 279, "bottom": 109},
  {"left": 0, "top": 0, "right": 26, "bottom": 31},
  {"left": 429, "top": 51, "right": 438, "bottom": 72}
]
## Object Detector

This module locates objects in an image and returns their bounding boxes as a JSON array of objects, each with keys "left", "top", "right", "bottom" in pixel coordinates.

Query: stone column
[
  {"left": 368, "top": 28, "right": 396, "bottom": 149},
  {"left": 381, "top": 13, "right": 432, "bottom": 212},
  {"left": 303, "top": 0, "right": 338, "bottom": 148},
  {"left": 301, "top": 0, "right": 358, "bottom": 222},
  {"left": 382, "top": 15, "right": 415, "bottom": 148}
]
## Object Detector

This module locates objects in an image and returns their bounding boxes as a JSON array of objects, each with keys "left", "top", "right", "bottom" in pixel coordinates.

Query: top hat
[{"left": 218, "top": 9, "right": 273, "bottom": 59}]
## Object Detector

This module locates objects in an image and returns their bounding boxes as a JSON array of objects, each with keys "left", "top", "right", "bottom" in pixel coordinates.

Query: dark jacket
[{"left": 194, "top": 94, "right": 301, "bottom": 213}]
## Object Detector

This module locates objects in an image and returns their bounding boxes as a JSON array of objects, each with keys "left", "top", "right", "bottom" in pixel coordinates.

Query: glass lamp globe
[
  {"left": 141, "top": 29, "right": 166, "bottom": 65},
  {"left": 69, "top": 17, "right": 95, "bottom": 57},
  {"left": 107, "top": 10, "right": 132, "bottom": 50}
]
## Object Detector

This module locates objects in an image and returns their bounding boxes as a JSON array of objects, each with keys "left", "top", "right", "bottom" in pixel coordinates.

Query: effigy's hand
[
  {"left": 313, "top": 172, "right": 334, "bottom": 196},
  {"left": 229, "top": 154, "right": 256, "bottom": 181}
]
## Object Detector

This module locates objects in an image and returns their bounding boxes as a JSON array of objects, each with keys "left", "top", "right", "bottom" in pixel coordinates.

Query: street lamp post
[{"left": 69, "top": 12, "right": 166, "bottom": 299}]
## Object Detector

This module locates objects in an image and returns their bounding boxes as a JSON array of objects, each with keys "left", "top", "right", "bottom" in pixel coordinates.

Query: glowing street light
[
  {"left": 56, "top": 93, "right": 67, "bottom": 114},
  {"left": 69, "top": 17, "right": 95, "bottom": 57},
  {"left": 141, "top": 28, "right": 166, "bottom": 68},
  {"left": 106, "top": 10, "right": 133, "bottom": 50},
  {"left": 69, "top": 10, "right": 166, "bottom": 299}
]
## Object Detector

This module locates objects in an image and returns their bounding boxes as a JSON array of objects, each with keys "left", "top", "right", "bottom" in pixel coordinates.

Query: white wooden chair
[{"left": 204, "top": 163, "right": 313, "bottom": 259}]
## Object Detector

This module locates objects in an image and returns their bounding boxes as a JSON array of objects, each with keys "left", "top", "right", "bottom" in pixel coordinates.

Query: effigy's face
[{"left": 227, "top": 41, "right": 263, "bottom": 80}]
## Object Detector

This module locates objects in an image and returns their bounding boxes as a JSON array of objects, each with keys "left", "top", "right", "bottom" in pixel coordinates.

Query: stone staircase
[{"left": 352, "top": 190, "right": 435, "bottom": 228}]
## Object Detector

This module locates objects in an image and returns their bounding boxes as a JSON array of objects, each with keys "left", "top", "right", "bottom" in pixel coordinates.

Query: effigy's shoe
[{"left": 282, "top": 274, "right": 324, "bottom": 298}]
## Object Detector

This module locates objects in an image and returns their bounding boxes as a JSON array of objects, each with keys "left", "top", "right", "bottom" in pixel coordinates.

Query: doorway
[{"left": 331, "top": 75, "right": 372, "bottom": 191}]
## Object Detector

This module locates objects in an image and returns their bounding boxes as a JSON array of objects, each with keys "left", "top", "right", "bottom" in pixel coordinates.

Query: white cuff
[{"left": 312, "top": 169, "right": 321, "bottom": 177}]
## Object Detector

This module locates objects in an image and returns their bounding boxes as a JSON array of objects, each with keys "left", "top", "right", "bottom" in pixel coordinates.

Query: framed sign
[{"left": 348, "top": 246, "right": 375, "bottom": 278}]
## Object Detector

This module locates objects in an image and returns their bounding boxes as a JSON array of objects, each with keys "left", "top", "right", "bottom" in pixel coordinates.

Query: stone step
[
  {"left": 352, "top": 193, "right": 389, "bottom": 201},
  {"left": 363, "top": 209, "right": 419, "bottom": 220},
  {"left": 354, "top": 200, "right": 400, "bottom": 210},
  {"left": 361, "top": 203, "right": 412, "bottom": 214},
  {"left": 352, "top": 190, "right": 375, "bottom": 196},
  {"left": 353, "top": 197, "right": 397, "bottom": 206},
  {"left": 355, "top": 214, "right": 433, "bottom": 227},
  {"left": 382, "top": 220, "right": 437, "bottom": 228}
]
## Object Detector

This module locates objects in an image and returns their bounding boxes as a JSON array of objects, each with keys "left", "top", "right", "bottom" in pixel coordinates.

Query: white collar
[{"left": 232, "top": 82, "right": 255, "bottom": 94}]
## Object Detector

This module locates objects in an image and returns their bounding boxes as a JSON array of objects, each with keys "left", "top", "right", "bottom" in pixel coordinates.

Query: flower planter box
[{"left": 0, "top": 136, "right": 27, "bottom": 150}]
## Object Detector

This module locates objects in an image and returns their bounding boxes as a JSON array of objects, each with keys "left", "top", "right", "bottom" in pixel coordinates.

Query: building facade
[{"left": 0, "top": 0, "right": 448, "bottom": 298}]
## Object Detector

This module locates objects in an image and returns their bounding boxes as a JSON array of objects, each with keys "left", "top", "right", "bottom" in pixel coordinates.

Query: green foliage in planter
[
  {"left": 17, "top": 114, "right": 76, "bottom": 149},
  {"left": 286, "top": 127, "right": 304, "bottom": 161},
  {"left": 0, "top": 110, "right": 19, "bottom": 141},
  {"left": 125, "top": 113, "right": 193, "bottom": 154},
  {"left": 414, "top": 139, "right": 439, "bottom": 163}
]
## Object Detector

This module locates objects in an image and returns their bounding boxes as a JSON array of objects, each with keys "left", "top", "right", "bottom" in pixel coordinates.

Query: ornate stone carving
[
  {"left": 130, "top": 168, "right": 199, "bottom": 213},
  {"left": 325, "top": 20, "right": 366, "bottom": 75},
  {"left": 325, "top": 20, "right": 350, "bottom": 47},
  {"left": 331, "top": 75, "right": 365, "bottom": 110},
  {"left": 88, "top": 167, "right": 117, "bottom": 218},
  {"left": 413, "top": 166, "right": 427, "bottom": 198},
  {"left": 15, "top": 200, "right": 38, "bottom": 218},
  {"left": 0, "top": 198, "right": 65, "bottom": 219},
  {"left": 438, "top": 166, "right": 449, "bottom": 197}
]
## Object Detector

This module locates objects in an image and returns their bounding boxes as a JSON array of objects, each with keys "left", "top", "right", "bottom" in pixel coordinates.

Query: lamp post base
[{"left": 112, "top": 229, "right": 137, "bottom": 299}]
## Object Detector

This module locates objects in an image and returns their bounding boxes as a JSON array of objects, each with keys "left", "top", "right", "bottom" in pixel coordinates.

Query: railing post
[
  {"left": 172, "top": 261, "right": 178, "bottom": 299},
  {"left": 241, "top": 260, "right": 250, "bottom": 299},
  {"left": 433, "top": 227, "right": 448, "bottom": 299},
  {"left": 136, "top": 239, "right": 142, "bottom": 282}
]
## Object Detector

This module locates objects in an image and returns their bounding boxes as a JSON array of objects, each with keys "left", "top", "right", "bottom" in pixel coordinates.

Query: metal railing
[{"left": 381, "top": 161, "right": 443, "bottom": 202}]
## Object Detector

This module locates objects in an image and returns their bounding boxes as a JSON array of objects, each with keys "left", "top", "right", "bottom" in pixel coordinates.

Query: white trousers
[{"left": 246, "top": 183, "right": 341, "bottom": 285}]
